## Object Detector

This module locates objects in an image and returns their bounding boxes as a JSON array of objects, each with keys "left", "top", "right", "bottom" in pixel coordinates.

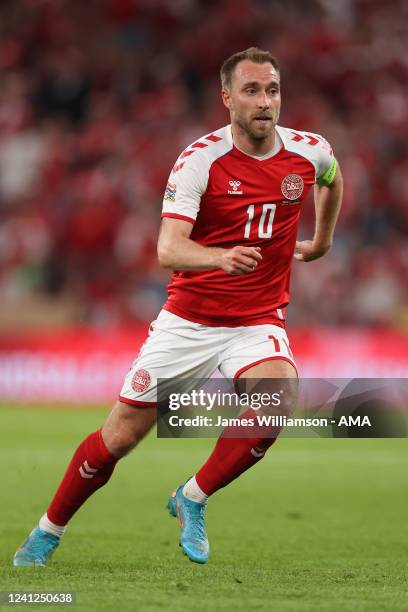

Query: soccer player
[{"left": 14, "top": 47, "right": 343, "bottom": 566}]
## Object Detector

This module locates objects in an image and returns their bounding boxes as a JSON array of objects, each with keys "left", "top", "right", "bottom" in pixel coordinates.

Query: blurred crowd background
[{"left": 0, "top": 0, "right": 407, "bottom": 331}]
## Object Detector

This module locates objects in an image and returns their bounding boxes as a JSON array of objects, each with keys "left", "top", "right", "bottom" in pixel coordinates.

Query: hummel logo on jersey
[
  {"left": 79, "top": 460, "right": 98, "bottom": 479},
  {"left": 228, "top": 179, "right": 243, "bottom": 195}
]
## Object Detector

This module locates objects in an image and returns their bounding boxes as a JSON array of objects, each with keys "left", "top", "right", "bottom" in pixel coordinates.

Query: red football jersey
[{"left": 161, "top": 124, "right": 336, "bottom": 327}]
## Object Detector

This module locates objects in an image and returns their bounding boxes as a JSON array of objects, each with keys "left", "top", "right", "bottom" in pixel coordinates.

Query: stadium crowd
[{"left": 0, "top": 0, "right": 407, "bottom": 330}]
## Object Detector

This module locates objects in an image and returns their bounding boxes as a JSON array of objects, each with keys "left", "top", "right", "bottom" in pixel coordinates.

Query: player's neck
[{"left": 231, "top": 123, "right": 277, "bottom": 157}]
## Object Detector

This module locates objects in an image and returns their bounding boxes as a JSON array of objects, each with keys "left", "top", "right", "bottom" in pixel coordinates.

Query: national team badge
[
  {"left": 281, "top": 174, "right": 304, "bottom": 200},
  {"left": 164, "top": 182, "right": 177, "bottom": 202},
  {"left": 131, "top": 369, "right": 151, "bottom": 393}
]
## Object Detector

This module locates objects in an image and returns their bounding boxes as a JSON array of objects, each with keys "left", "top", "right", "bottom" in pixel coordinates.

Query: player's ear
[{"left": 221, "top": 88, "right": 232, "bottom": 111}]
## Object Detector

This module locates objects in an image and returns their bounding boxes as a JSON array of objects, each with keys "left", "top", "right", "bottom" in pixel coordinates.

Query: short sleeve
[
  {"left": 161, "top": 152, "right": 209, "bottom": 224},
  {"left": 314, "top": 135, "right": 337, "bottom": 186},
  {"left": 276, "top": 126, "right": 338, "bottom": 188}
]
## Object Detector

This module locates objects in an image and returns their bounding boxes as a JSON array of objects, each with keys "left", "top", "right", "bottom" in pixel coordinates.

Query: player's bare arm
[
  {"left": 294, "top": 162, "right": 343, "bottom": 262},
  {"left": 157, "top": 217, "right": 262, "bottom": 275}
]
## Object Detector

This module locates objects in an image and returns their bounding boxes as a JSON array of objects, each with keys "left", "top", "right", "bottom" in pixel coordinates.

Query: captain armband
[{"left": 317, "top": 158, "right": 337, "bottom": 187}]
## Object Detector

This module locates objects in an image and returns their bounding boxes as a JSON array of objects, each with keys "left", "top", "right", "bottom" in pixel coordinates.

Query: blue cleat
[
  {"left": 167, "top": 490, "right": 177, "bottom": 518},
  {"left": 167, "top": 485, "right": 209, "bottom": 564},
  {"left": 13, "top": 526, "right": 60, "bottom": 567}
]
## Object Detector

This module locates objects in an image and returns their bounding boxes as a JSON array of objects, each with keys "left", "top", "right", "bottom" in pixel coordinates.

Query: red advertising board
[{"left": 0, "top": 327, "right": 406, "bottom": 404}]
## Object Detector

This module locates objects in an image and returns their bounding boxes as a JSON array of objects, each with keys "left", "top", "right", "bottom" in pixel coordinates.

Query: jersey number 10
[{"left": 244, "top": 203, "right": 277, "bottom": 239}]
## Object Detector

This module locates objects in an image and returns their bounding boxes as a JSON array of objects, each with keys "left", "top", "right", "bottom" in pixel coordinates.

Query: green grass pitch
[{"left": 1, "top": 405, "right": 407, "bottom": 611}]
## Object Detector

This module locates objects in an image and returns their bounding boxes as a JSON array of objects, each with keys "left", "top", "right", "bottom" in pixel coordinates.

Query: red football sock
[
  {"left": 195, "top": 409, "right": 281, "bottom": 496},
  {"left": 47, "top": 429, "right": 117, "bottom": 526}
]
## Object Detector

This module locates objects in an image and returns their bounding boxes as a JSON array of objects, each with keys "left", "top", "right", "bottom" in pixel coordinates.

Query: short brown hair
[{"left": 220, "top": 47, "right": 280, "bottom": 90}]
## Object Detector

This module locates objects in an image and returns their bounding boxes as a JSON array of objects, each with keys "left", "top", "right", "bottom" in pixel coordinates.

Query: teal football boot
[
  {"left": 13, "top": 526, "right": 60, "bottom": 567},
  {"left": 167, "top": 489, "right": 177, "bottom": 518},
  {"left": 167, "top": 485, "right": 209, "bottom": 564}
]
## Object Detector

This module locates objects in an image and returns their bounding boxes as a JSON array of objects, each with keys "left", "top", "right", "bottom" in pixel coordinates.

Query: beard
[{"left": 235, "top": 111, "right": 279, "bottom": 141}]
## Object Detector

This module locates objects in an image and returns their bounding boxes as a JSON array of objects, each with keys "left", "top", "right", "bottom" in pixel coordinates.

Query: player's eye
[{"left": 245, "top": 88, "right": 256, "bottom": 95}]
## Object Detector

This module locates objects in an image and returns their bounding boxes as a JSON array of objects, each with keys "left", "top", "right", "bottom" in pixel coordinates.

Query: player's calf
[
  {"left": 102, "top": 401, "right": 157, "bottom": 457},
  {"left": 13, "top": 401, "right": 157, "bottom": 567}
]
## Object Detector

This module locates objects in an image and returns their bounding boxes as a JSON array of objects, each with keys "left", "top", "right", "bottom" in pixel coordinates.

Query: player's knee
[
  {"left": 243, "top": 379, "right": 298, "bottom": 418},
  {"left": 268, "top": 381, "right": 297, "bottom": 417}
]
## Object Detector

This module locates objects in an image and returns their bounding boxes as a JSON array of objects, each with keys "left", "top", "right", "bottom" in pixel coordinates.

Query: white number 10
[{"left": 244, "top": 203, "right": 277, "bottom": 239}]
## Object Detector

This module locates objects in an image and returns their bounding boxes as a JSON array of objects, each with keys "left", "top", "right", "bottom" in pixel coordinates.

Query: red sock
[
  {"left": 47, "top": 429, "right": 117, "bottom": 526},
  {"left": 195, "top": 409, "right": 281, "bottom": 495}
]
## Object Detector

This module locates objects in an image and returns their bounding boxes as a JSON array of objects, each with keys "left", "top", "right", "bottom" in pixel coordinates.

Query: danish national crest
[
  {"left": 131, "top": 369, "right": 151, "bottom": 393},
  {"left": 281, "top": 174, "right": 304, "bottom": 201}
]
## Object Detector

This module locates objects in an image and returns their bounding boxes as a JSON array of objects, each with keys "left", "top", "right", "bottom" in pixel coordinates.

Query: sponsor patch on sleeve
[{"left": 164, "top": 182, "right": 177, "bottom": 202}]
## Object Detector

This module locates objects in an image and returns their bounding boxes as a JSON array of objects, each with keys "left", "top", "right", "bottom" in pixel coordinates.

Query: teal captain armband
[{"left": 317, "top": 158, "right": 337, "bottom": 187}]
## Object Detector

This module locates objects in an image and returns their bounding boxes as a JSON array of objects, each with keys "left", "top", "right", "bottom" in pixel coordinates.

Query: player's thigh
[
  {"left": 119, "top": 310, "right": 220, "bottom": 406},
  {"left": 239, "top": 358, "right": 297, "bottom": 379},
  {"left": 236, "top": 359, "right": 298, "bottom": 416},
  {"left": 220, "top": 325, "right": 298, "bottom": 415}
]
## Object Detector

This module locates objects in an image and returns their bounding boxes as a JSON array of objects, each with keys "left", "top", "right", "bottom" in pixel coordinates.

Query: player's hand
[
  {"left": 220, "top": 246, "right": 262, "bottom": 275},
  {"left": 294, "top": 240, "right": 331, "bottom": 262}
]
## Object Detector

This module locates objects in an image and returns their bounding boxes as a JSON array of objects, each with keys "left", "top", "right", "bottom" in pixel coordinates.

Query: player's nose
[{"left": 257, "top": 92, "right": 270, "bottom": 109}]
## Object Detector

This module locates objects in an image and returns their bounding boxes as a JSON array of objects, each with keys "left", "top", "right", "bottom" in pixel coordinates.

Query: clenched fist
[
  {"left": 294, "top": 240, "right": 331, "bottom": 262},
  {"left": 219, "top": 246, "right": 262, "bottom": 275}
]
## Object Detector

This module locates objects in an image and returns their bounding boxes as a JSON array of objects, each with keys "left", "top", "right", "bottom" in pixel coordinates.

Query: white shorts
[{"left": 119, "top": 310, "right": 297, "bottom": 406}]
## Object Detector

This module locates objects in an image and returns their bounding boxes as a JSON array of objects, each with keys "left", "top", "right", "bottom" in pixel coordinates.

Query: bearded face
[{"left": 223, "top": 60, "right": 281, "bottom": 144}]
